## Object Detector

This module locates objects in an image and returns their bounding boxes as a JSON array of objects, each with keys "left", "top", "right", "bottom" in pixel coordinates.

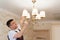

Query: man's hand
[
  {"left": 23, "top": 20, "right": 28, "bottom": 27},
  {"left": 20, "top": 16, "right": 29, "bottom": 26},
  {"left": 20, "top": 16, "right": 25, "bottom": 26}
]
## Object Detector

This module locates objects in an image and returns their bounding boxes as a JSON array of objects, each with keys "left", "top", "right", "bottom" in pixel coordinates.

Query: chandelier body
[{"left": 22, "top": 0, "right": 45, "bottom": 20}]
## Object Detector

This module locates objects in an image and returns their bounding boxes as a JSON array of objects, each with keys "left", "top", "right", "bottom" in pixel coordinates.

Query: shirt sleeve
[{"left": 8, "top": 31, "right": 16, "bottom": 40}]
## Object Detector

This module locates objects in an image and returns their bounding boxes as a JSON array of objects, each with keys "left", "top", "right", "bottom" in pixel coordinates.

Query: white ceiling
[
  {"left": 0, "top": 0, "right": 60, "bottom": 20},
  {"left": 6, "top": 0, "right": 60, "bottom": 9}
]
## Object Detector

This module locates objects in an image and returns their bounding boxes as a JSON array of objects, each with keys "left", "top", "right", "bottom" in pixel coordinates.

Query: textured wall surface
[{"left": 0, "top": 9, "right": 19, "bottom": 40}]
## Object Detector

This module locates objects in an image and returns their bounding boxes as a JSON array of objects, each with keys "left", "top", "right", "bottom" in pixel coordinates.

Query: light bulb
[
  {"left": 35, "top": 14, "right": 41, "bottom": 19},
  {"left": 26, "top": 13, "right": 30, "bottom": 19},
  {"left": 40, "top": 11, "right": 45, "bottom": 17}
]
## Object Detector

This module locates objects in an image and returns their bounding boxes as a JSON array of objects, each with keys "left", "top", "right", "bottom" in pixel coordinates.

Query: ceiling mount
[{"left": 32, "top": 0, "right": 36, "bottom": 4}]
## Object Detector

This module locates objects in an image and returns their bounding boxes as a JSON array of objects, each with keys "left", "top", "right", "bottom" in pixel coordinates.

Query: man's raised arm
[{"left": 13, "top": 16, "right": 28, "bottom": 38}]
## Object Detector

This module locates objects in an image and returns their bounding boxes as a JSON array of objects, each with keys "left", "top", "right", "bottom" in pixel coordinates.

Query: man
[{"left": 6, "top": 17, "right": 28, "bottom": 40}]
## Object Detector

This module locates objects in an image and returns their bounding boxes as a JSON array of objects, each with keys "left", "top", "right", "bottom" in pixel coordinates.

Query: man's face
[{"left": 10, "top": 20, "right": 18, "bottom": 30}]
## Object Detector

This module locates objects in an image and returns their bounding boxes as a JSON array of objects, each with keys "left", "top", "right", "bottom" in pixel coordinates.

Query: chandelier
[{"left": 22, "top": 0, "right": 45, "bottom": 21}]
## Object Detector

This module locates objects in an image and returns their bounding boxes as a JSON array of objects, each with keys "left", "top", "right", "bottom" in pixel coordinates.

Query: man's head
[{"left": 6, "top": 19, "right": 18, "bottom": 30}]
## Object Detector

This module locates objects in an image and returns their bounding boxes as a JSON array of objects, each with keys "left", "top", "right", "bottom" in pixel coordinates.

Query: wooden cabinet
[{"left": 33, "top": 30, "right": 50, "bottom": 40}]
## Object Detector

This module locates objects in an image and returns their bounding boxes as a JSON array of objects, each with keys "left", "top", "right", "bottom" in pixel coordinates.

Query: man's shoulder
[
  {"left": 8, "top": 30, "right": 16, "bottom": 35},
  {"left": 7, "top": 30, "right": 16, "bottom": 40}
]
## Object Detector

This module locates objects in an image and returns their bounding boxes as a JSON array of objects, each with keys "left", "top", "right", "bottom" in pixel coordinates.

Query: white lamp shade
[
  {"left": 40, "top": 11, "right": 45, "bottom": 17},
  {"left": 26, "top": 13, "right": 30, "bottom": 19},
  {"left": 22, "top": 9, "right": 29, "bottom": 17},
  {"left": 32, "top": 8, "right": 38, "bottom": 15},
  {"left": 35, "top": 14, "right": 41, "bottom": 19}
]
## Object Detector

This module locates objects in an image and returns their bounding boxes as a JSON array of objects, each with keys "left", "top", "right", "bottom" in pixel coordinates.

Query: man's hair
[{"left": 6, "top": 19, "right": 13, "bottom": 27}]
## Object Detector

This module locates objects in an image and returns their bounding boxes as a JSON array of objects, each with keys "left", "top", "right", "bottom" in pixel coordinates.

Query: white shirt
[{"left": 8, "top": 24, "right": 21, "bottom": 40}]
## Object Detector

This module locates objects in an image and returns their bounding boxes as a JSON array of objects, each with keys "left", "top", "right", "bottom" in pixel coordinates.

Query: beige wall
[
  {"left": 0, "top": 9, "right": 19, "bottom": 40},
  {"left": 51, "top": 25, "right": 60, "bottom": 40}
]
